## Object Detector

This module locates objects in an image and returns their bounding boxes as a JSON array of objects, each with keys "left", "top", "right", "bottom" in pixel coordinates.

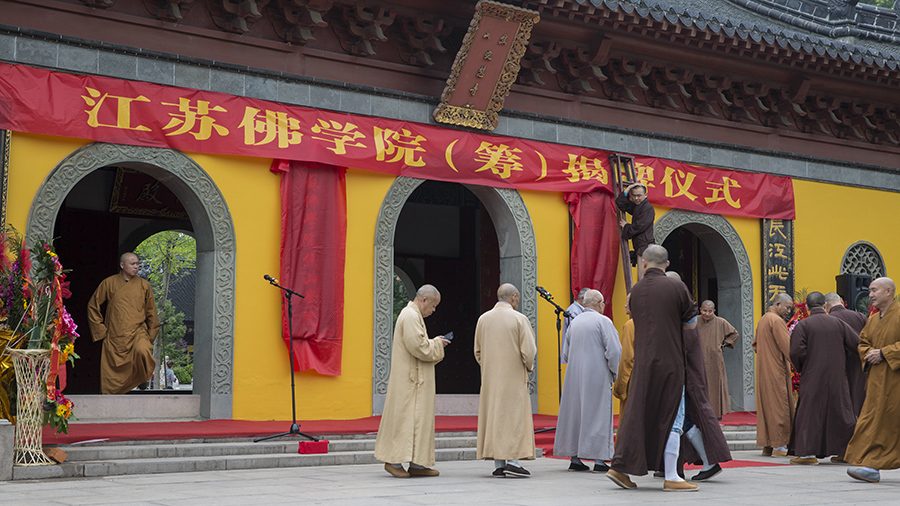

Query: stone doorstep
[
  {"left": 66, "top": 394, "right": 201, "bottom": 421},
  {"left": 55, "top": 436, "right": 479, "bottom": 461}
]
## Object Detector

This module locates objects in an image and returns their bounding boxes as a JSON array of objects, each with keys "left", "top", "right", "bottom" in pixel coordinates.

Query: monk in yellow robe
[{"left": 87, "top": 252, "right": 159, "bottom": 394}]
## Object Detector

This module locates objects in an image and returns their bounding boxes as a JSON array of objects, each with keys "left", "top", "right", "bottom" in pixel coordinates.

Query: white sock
[
  {"left": 509, "top": 459, "right": 520, "bottom": 467},
  {"left": 664, "top": 431, "right": 683, "bottom": 481},
  {"left": 494, "top": 459, "right": 506, "bottom": 469},
  {"left": 409, "top": 463, "right": 425, "bottom": 469},
  {"left": 775, "top": 446, "right": 788, "bottom": 452},
  {"left": 389, "top": 463, "right": 403, "bottom": 469},
  {"left": 686, "top": 426, "right": 713, "bottom": 472}
]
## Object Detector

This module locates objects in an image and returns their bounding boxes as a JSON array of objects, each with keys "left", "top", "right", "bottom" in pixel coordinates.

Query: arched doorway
[
  {"left": 655, "top": 210, "right": 755, "bottom": 412},
  {"left": 372, "top": 177, "right": 538, "bottom": 415},
  {"left": 393, "top": 181, "right": 500, "bottom": 398},
  {"left": 26, "top": 142, "right": 235, "bottom": 419}
]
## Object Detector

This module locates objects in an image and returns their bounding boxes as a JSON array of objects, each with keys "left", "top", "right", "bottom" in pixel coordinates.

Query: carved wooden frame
[{"left": 432, "top": 0, "right": 540, "bottom": 130}]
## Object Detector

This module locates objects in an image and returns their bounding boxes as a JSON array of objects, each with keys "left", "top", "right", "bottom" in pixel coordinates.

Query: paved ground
[{"left": 1, "top": 451, "right": 898, "bottom": 505}]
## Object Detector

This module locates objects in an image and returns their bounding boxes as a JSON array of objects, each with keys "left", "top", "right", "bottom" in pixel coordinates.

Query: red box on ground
[{"left": 298, "top": 440, "right": 329, "bottom": 454}]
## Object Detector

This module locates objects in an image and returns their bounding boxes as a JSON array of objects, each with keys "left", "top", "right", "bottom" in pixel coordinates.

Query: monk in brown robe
[
  {"left": 698, "top": 300, "right": 739, "bottom": 419},
  {"left": 606, "top": 245, "right": 699, "bottom": 492},
  {"left": 824, "top": 292, "right": 868, "bottom": 416},
  {"left": 846, "top": 277, "right": 900, "bottom": 484},
  {"left": 87, "top": 252, "right": 160, "bottom": 394},
  {"left": 752, "top": 292, "right": 794, "bottom": 457},
  {"left": 788, "top": 291, "right": 858, "bottom": 465}
]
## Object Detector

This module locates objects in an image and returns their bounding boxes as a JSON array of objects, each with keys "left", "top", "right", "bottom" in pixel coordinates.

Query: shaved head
[
  {"left": 497, "top": 283, "right": 520, "bottom": 302},
  {"left": 643, "top": 245, "right": 668, "bottom": 269}
]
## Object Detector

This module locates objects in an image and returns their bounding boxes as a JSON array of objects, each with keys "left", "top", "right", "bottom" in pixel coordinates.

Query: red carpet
[{"left": 44, "top": 414, "right": 560, "bottom": 445}]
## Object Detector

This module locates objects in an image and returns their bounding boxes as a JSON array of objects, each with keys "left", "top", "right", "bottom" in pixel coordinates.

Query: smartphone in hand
[{"left": 444, "top": 332, "right": 454, "bottom": 341}]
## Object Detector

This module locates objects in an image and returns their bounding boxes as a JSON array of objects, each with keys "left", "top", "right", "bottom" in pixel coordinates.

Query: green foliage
[
  {"left": 175, "top": 363, "right": 193, "bottom": 385},
  {"left": 392, "top": 276, "right": 410, "bottom": 327},
  {"left": 158, "top": 299, "right": 191, "bottom": 387},
  {"left": 135, "top": 231, "right": 196, "bottom": 306}
]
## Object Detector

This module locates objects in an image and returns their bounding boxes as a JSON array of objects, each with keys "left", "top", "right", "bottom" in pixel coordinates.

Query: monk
[
  {"left": 613, "top": 294, "right": 634, "bottom": 416},
  {"left": 560, "top": 287, "right": 588, "bottom": 364},
  {"left": 554, "top": 289, "right": 621, "bottom": 473},
  {"left": 616, "top": 183, "right": 654, "bottom": 280},
  {"left": 697, "top": 300, "right": 740, "bottom": 419},
  {"left": 606, "top": 245, "right": 699, "bottom": 492},
  {"left": 788, "top": 291, "right": 858, "bottom": 465},
  {"left": 87, "top": 252, "right": 160, "bottom": 395},
  {"left": 846, "top": 277, "right": 900, "bottom": 484},
  {"left": 374, "top": 284, "right": 449, "bottom": 478},
  {"left": 824, "top": 291, "right": 868, "bottom": 416},
  {"left": 752, "top": 292, "right": 795, "bottom": 457},
  {"left": 475, "top": 283, "right": 537, "bottom": 478}
]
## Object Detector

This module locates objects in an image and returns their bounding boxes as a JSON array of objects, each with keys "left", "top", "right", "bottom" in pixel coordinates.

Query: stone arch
[
  {"left": 654, "top": 209, "right": 755, "bottom": 411},
  {"left": 372, "top": 177, "right": 538, "bottom": 415},
  {"left": 26, "top": 142, "right": 236, "bottom": 419}
]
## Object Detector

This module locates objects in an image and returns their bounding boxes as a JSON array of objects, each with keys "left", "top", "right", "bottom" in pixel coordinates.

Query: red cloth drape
[
  {"left": 271, "top": 160, "right": 347, "bottom": 376},
  {"left": 566, "top": 191, "right": 620, "bottom": 321}
]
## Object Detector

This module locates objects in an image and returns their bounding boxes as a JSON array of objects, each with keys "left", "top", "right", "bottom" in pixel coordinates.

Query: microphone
[
  {"left": 536, "top": 286, "right": 552, "bottom": 299},
  {"left": 263, "top": 274, "right": 278, "bottom": 283}
]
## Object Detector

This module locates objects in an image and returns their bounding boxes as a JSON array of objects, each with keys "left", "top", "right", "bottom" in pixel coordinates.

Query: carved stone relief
[{"left": 25, "top": 142, "right": 236, "bottom": 419}]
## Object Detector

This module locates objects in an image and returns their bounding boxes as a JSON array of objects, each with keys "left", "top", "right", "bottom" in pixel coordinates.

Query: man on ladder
[{"left": 615, "top": 182, "right": 655, "bottom": 282}]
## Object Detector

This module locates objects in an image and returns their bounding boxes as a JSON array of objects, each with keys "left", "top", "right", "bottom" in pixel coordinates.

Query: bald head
[
  {"left": 869, "top": 277, "right": 896, "bottom": 311},
  {"left": 769, "top": 292, "right": 793, "bottom": 319},
  {"left": 416, "top": 284, "right": 440, "bottom": 299},
  {"left": 665, "top": 271, "right": 681, "bottom": 281},
  {"left": 582, "top": 289, "right": 604, "bottom": 311},
  {"left": 497, "top": 283, "right": 520, "bottom": 302},
  {"left": 119, "top": 252, "right": 140, "bottom": 281},
  {"left": 700, "top": 299, "right": 716, "bottom": 322},
  {"left": 806, "top": 291, "right": 825, "bottom": 309},
  {"left": 642, "top": 245, "right": 668, "bottom": 269},
  {"left": 576, "top": 287, "right": 589, "bottom": 303}
]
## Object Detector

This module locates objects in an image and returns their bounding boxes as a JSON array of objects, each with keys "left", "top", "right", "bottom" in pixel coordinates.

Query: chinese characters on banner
[
  {"left": 762, "top": 218, "right": 794, "bottom": 314},
  {"left": 0, "top": 62, "right": 795, "bottom": 220}
]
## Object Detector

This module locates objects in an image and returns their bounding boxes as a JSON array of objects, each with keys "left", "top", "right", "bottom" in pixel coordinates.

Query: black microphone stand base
[{"left": 254, "top": 422, "right": 317, "bottom": 443}]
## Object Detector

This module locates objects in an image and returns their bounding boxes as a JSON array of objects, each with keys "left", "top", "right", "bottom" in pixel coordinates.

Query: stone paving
[{"left": 0, "top": 450, "right": 897, "bottom": 505}]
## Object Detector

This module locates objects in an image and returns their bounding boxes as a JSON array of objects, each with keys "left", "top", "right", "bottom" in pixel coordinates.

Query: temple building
[{"left": 0, "top": 0, "right": 897, "bottom": 421}]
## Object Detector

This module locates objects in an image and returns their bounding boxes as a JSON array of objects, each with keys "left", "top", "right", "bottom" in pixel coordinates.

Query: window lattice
[{"left": 841, "top": 242, "right": 885, "bottom": 278}]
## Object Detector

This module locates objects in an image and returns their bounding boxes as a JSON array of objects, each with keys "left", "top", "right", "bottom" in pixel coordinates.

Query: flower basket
[{"left": 10, "top": 348, "right": 53, "bottom": 466}]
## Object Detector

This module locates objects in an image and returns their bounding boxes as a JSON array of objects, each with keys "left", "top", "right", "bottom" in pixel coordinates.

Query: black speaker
[{"left": 836, "top": 273, "right": 872, "bottom": 314}]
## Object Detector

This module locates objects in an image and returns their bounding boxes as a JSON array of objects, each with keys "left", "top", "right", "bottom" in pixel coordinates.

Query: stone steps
[{"left": 10, "top": 425, "right": 760, "bottom": 480}]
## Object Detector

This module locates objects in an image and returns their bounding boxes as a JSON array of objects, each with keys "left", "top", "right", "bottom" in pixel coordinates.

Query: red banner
[{"left": 0, "top": 62, "right": 793, "bottom": 219}]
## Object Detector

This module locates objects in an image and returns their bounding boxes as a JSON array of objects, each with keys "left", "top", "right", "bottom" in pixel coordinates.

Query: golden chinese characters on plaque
[{"left": 433, "top": 1, "right": 540, "bottom": 131}]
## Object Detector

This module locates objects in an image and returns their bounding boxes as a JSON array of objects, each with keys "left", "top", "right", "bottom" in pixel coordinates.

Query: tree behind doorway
[{"left": 136, "top": 231, "right": 196, "bottom": 389}]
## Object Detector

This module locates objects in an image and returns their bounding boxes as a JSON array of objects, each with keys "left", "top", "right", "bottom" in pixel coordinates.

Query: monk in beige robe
[
  {"left": 475, "top": 283, "right": 537, "bottom": 477},
  {"left": 846, "top": 278, "right": 900, "bottom": 483},
  {"left": 698, "top": 300, "right": 739, "bottom": 419},
  {"left": 613, "top": 294, "right": 634, "bottom": 417},
  {"left": 87, "top": 252, "right": 159, "bottom": 395},
  {"left": 374, "top": 284, "right": 449, "bottom": 478},
  {"left": 752, "top": 292, "right": 794, "bottom": 457}
]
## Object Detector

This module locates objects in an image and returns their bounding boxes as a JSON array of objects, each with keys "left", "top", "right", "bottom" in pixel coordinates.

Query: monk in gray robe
[
  {"left": 87, "top": 252, "right": 160, "bottom": 394},
  {"left": 788, "top": 291, "right": 858, "bottom": 465},
  {"left": 825, "top": 291, "right": 868, "bottom": 416},
  {"left": 374, "top": 284, "right": 449, "bottom": 478},
  {"left": 560, "top": 287, "right": 588, "bottom": 364},
  {"left": 554, "top": 289, "right": 621, "bottom": 472}
]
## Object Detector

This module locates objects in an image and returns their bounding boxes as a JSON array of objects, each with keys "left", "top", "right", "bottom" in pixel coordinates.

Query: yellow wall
[{"left": 12, "top": 131, "right": 900, "bottom": 422}]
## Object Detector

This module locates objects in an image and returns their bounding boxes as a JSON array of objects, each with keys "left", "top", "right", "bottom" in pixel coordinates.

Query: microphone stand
[
  {"left": 255, "top": 276, "right": 318, "bottom": 443},
  {"left": 534, "top": 286, "right": 572, "bottom": 434}
]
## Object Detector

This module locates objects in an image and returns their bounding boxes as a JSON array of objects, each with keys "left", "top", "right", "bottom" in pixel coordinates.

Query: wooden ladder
[{"left": 609, "top": 153, "right": 637, "bottom": 294}]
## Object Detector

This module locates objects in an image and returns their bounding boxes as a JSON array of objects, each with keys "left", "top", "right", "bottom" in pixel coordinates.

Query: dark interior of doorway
[
  {"left": 53, "top": 167, "right": 193, "bottom": 394},
  {"left": 394, "top": 181, "right": 499, "bottom": 395},
  {"left": 662, "top": 227, "right": 717, "bottom": 306}
]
